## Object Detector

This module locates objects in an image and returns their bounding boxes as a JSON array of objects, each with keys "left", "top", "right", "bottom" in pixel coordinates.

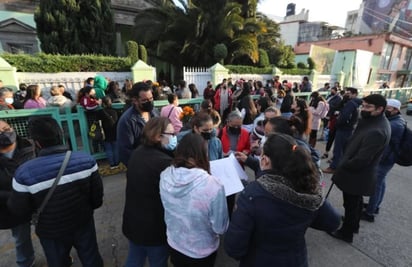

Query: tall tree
[
  {"left": 132, "top": 0, "right": 282, "bottom": 66},
  {"left": 35, "top": 0, "right": 115, "bottom": 55}
]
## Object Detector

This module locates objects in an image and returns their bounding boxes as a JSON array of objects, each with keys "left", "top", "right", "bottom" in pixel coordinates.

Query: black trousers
[
  {"left": 325, "top": 128, "right": 336, "bottom": 152},
  {"left": 169, "top": 246, "right": 217, "bottom": 267},
  {"left": 341, "top": 192, "right": 363, "bottom": 236},
  {"left": 226, "top": 194, "right": 236, "bottom": 220}
]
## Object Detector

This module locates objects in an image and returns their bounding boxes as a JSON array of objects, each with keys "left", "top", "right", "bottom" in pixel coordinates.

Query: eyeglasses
[{"left": 162, "top": 132, "right": 175, "bottom": 136}]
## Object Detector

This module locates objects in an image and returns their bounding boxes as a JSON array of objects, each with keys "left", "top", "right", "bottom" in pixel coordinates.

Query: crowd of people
[{"left": 0, "top": 75, "right": 408, "bottom": 266}]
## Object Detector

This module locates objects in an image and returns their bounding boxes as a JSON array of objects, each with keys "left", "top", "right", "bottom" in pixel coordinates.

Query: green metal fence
[{"left": 1, "top": 88, "right": 411, "bottom": 160}]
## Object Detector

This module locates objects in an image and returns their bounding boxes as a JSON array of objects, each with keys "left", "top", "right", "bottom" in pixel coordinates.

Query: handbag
[
  {"left": 31, "top": 151, "right": 72, "bottom": 226},
  {"left": 89, "top": 120, "right": 105, "bottom": 141}
]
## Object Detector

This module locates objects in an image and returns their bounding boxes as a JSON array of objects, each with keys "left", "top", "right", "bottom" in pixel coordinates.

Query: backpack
[
  {"left": 392, "top": 123, "right": 412, "bottom": 166},
  {"left": 89, "top": 120, "right": 105, "bottom": 141}
]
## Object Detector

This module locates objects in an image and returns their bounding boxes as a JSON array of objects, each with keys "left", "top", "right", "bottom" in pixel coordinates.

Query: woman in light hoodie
[{"left": 160, "top": 133, "right": 229, "bottom": 267}]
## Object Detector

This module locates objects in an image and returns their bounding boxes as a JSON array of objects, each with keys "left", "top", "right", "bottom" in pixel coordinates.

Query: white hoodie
[{"left": 160, "top": 166, "right": 229, "bottom": 258}]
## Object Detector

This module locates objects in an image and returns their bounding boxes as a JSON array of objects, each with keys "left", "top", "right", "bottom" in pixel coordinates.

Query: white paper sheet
[{"left": 210, "top": 154, "right": 247, "bottom": 196}]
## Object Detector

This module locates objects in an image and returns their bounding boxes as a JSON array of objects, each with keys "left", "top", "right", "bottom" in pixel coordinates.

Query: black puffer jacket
[
  {"left": 7, "top": 145, "right": 103, "bottom": 239},
  {"left": 0, "top": 137, "right": 35, "bottom": 229}
]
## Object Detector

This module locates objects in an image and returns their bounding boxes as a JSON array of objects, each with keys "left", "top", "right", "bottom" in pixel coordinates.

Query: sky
[{"left": 257, "top": 0, "right": 363, "bottom": 27}]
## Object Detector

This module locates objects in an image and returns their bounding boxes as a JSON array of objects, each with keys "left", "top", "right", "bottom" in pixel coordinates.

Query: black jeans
[
  {"left": 39, "top": 218, "right": 103, "bottom": 267},
  {"left": 341, "top": 192, "right": 363, "bottom": 236},
  {"left": 169, "top": 246, "right": 217, "bottom": 267},
  {"left": 325, "top": 128, "right": 336, "bottom": 152}
]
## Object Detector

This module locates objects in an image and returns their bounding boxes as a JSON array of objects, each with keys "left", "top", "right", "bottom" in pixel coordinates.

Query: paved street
[{"left": 1, "top": 110, "right": 412, "bottom": 267}]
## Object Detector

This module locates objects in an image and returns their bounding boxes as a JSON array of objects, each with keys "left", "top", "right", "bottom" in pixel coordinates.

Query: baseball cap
[{"left": 386, "top": 99, "right": 401, "bottom": 110}]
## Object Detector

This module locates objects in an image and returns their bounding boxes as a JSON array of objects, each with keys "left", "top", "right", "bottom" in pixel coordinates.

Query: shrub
[
  {"left": 213, "top": 43, "right": 228, "bottom": 63},
  {"left": 297, "top": 62, "right": 307, "bottom": 69},
  {"left": 225, "top": 65, "right": 272, "bottom": 74},
  {"left": 126, "top": 41, "right": 139, "bottom": 64},
  {"left": 307, "top": 57, "right": 316, "bottom": 70},
  {"left": 258, "top": 49, "right": 270, "bottom": 67},
  {"left": 139, "top": 45, "right": 147, "bottom": 62},
  {"left": 1, "top": 53, "right": 131, "bottom": 72}
]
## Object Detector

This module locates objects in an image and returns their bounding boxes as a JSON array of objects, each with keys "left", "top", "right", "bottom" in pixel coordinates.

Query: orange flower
[{"left": 180, "top": 106, "right": 195, "bottom": 124}]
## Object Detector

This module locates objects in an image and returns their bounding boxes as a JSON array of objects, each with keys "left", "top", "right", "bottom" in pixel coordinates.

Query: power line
[{"left": 362, "top": 7, "right": 412, "bottom": 37}]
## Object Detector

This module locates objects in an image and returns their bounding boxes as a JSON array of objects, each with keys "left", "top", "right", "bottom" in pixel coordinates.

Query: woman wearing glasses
[{"left": 122, "top": 117, "right": 176, "bottom": 267}]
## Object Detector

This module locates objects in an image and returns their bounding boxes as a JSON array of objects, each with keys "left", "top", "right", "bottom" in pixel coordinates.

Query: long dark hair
[
  {"left": 294, "top": 98, "right": 311, "bottom": 135},
  {"left": 190, "top": 112, "right": 212, "bottom": 129},
  {"left": 266, "top": 117, "right": 293, "bottom": 136},
  {"left": 24, "top": 84, "right": 40, "bottom": 103},
  {"left": 173, "top": 133, "right": 210, "bottom": 173},
  {"left": 263, "top": 133, "right": 319, "bottom": 194},
  {"left": 309, "top": 91, "right": 326, "bottom": 108}
]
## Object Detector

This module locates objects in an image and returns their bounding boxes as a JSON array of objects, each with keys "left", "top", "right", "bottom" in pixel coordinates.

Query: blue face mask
[
  {"left": 1, "top": 149, "right": 15, "bottom": 159},
  {"left": 164, "top": 135, "right": 177, "bottom": 151}
]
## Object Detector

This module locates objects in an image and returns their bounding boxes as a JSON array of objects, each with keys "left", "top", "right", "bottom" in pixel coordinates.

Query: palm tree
[{"left": 132, "top": 0, "right": 279, "bottom": 66}]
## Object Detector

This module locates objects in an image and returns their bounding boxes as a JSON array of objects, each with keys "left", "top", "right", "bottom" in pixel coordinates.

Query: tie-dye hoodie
[{"left": 160, "top": 166, "right": 229, "bottom": 258}]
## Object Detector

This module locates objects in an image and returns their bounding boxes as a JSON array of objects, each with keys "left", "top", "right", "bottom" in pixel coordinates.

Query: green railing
[
  {"left": 1, "top": 88, "right": 411, "bottom": 160},
  {"left": 0, "top": 98, "right": 207, "bottom": 160}
]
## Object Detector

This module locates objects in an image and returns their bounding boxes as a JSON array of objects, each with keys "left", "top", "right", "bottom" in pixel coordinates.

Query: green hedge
[
  {"left": 1, "top": 53, "right": 132, "bottom": 72},
  {"left": 280, "top": 68, "right": 311, "bottom": 75},
  {"left": 225, "top": 64, "right": 310, "bottom": 75},
  {"left": 225, "top": 65, "right": 273, "bottom": 74}
]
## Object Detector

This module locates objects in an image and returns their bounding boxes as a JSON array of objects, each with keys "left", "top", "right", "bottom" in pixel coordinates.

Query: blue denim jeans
[
  {"left": 103, "top": 141, "right": 119, "bottom": 166},
  {"left": 125, "top": 240, "right": 169, "bottom": 267},
  {"left": 39, "top": 218, "right": 103, "bottom": 267},
  {"left": 11, "top": 222, "right": 35, "bottom": 267},
  {"left": 330, "top": 129, "right": 353, "bottom": 169},
  {"left": 366, "top": 163, "right": 394, "bottom": 215}
]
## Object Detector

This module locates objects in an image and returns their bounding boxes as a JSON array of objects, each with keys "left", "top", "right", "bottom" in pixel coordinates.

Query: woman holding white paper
[
  {"left": 160, "top": 133, "right": 228, "bottom": 267},
  {"left": 224, "top": 133, "right": 340, "bottom": 267}
]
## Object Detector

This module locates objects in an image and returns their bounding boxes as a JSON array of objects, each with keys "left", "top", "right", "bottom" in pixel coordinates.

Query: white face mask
[
  {"left": 5, "top": 98, "right": 14, "bottom": 105},
  {"left": 260, "top": 136, "right": 267, "bottom": 147}
]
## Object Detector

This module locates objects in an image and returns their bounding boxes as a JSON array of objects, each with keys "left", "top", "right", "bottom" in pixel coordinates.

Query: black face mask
[
  {"left": 385, "top": 110, "right": 392, "bottom": 118},
  {"left": 290, "top": 108, "right": 296, "bottom": 113},
  {"left": 361, "top": 110, "right": 372, "bottom": 119},
  {"left": 0, "top": 131, "right": 17, "bottom": 148},
  {"left": 140, "top": 101, "right": 154, "bottom": 112},
  {"left": 201, "top": 131, "right": 212, "bottom": 140},
  {"left": 342, "top": 95, "right": 350, "bottom": 102},
  {"left": 228, "top": 126, "right": 241, "bottom": 135}
]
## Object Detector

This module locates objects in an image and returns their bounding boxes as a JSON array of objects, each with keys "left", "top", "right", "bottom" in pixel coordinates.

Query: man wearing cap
[
  {"left": 328, "top": 94, "right": 391, "bottom": 243},
  {"left": 361, "top": 99, "right": 405, "bottom": 222}
]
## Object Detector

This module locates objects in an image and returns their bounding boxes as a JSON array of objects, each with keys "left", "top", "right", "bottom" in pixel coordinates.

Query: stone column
[
  {"left": 131, "top": 60, "right": 156, "bottom": 82},
  {"left": 0, "top": 57, "right": 18, "bottom": 91},
  {"left": 210, "top": 63, "right": 229, "bottom": 87}
]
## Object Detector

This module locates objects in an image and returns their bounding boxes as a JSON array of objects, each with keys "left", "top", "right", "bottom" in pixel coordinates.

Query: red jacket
[
  {"left": 214, "top": 87, "right": 232, "bottom": 112},
  {"left": 220, "top": 126, "right": 250, "bottom": 154},
  {"left": 80, "top": 96, "right": 99, "bottom": 110}
]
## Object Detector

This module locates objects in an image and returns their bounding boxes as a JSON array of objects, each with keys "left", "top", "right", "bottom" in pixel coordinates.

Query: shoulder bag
[{"left": 31, "top": 150, "right": 72, "bottom": 226}]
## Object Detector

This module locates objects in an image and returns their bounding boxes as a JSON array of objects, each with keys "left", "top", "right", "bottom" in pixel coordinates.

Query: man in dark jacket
[
  {"left": 0, "top": 120, "right": 36, "bottom": 267},
  {"left": 8, "top": 117, "right": 104, "bottom": 267},
  {"left": 328, "top": 94, "right": 391, "bottom": 243},
  {"left": 117, "top": 81, "right": 158, "bottom": 167},
  {"left": 323, "top": 87, "right": 362, "bottom": 173},
  {"left": 362, "top": 99, "right": 405, "bottom": 222}
]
